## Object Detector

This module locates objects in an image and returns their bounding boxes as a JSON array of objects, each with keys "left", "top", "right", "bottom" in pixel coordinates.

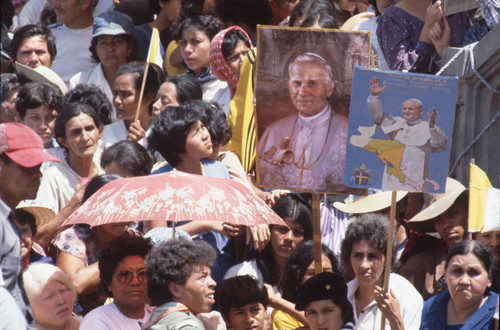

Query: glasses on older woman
[{"left": 114, "top": 268, "right": 147, "bottom": 284}]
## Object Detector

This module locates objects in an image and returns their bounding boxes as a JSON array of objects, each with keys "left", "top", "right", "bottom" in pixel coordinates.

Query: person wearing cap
[
  {"left": 333, "top": 191, "right": 410, "bottom": 260},
  {"left": 0, "top": 122, "right": 59, "bottom": 322},
  {"left": 49, "top": 0, "right": 98, "bottom": 86},
  {"left": 295, "top": 272, "right": 355, "bottom": 330},
  {"left": 70, "top": 10, "right": 138, "bottom": 122},
  {"left": 397, "top": 177, "right": 468, "bottom": 300}
]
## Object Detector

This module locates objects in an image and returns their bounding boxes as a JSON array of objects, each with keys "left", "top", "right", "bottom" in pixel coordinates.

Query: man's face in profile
[
  {"left": 401, "top": 100, "right": 423, "bottom": 121},
  {"left": 288, "top": 61, "right": 334, "bottom": 117}
]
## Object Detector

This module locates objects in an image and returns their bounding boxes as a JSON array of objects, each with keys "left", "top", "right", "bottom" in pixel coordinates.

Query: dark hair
[
  {"left": 99, "top": 234, "right": 153, "bottom": 296},
  {"left": 15, "top": 82, "right": 62, "bottom": 119},
  {"left": 145, "top": 238, "right": 217, "bottom": 306},
  {"left": 201, "top": 101, "right": 232, "bottom": 147},
  {"left": 89, "top": 34, "right": 138, "bottom": 63},
  {"left": 14, "top": 208, "right": 37, "bottom": 236},
  {"left": 82, "top": 173, "right": 122, "bottom": 203},
  {"left": 340, "top": 213, "right": 397, "bottom": 276},
  {"left": 63, "top": 84, "right": 113, "bottom": 125},
  {"left": 10, "top": 24, "right": 57, "bottom": 63},
  {"left": 215, "top": 0, "right": 272, "bottom": 35},
  {"left": 446, "top": 240, "right": 494, "bottom": 282},
  {"left": 280, "top": 241, "right": 339, "bottom": 302},
  {"left": 256, "top": 194, "right": 313, "bottom": 286},
  {"left": 101, "top": 140, "right": 153, "bottom": 176},
  {"left": 55, "top": 102, "right": 103, "bottom": 143},
  {"left": 173, "top": 14, "right": 222, "bottom": 42},
  {"left": 331, "top": 0, "right": 362, "bottom": 26},
  {"left": 147, "top": 101, "right": 208, "bottom": 167},
  {"left": 163, "top": 75, "right": 203, "bottom": 104},
  {"left": 116, "top": 62, "right": 162, "bottom": 114},
  {"left": 221, "top": 29, "right": 251, "bottom": 59},
  {"left": 1, "top": 73, "right": 20, "bottom": 102},
  {"left": 289, "top": 0, "right": 338, "bottom": 29},
  {"left": 217, "top": 275, "right": 269, "bottom": 320},
  {"left": 147, "top": 0, "right": 175, "bottom": 14}
]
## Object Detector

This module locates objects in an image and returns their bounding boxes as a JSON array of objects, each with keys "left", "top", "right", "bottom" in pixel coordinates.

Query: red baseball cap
[{"left": 0, "top": 123, "right": 60, "bottom": 167}]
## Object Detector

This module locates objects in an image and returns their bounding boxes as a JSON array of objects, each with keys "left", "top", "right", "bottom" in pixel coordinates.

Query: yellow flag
[
  {"left": 469, "top": 163, "right": 492, "bottom": 231},
  {"left": 226, "top": 48, "right": 257, "bottom": 173},
  {"left": 146, "top": 28, "right": 163, "bottom": 68}
]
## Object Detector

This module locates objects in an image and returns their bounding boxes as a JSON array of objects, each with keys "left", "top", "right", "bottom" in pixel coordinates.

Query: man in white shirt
[
  {"left": 258, "top": 52, "right": 348, "bottom": 192},
  {"left": 49, "top": 0, "right": 98, "bottom": 86}
]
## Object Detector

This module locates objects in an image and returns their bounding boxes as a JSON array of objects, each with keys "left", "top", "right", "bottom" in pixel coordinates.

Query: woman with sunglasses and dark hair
[{"left": 80, "top": 235, "right": 153, "bottom": 329}]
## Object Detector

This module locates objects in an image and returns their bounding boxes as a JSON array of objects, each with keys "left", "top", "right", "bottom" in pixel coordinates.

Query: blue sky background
[{"left": 342, "top": 66, "right": 459, "bottom": 193}]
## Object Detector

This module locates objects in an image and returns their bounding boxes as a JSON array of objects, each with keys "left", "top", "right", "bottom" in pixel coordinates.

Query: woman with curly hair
[{"left": 340, "top": 213, "right": 423, "bottom": 329}]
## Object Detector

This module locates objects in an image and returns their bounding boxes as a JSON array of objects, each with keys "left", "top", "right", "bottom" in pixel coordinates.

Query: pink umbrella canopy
[{"left": 61, "top": 170, "right": 287, "bottom": 228}]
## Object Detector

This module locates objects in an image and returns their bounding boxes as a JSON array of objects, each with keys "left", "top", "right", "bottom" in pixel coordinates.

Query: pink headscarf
[{"left": 209, "top": 26, "right": 253, "bottom": 96}]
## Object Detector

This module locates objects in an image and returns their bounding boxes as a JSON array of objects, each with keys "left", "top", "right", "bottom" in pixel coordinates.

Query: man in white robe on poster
[
  {"left": 367, "top": 77, "right": 447, "bottom": 192},
  {"left": 258, "top": 53, "right": 347, "bottom": 192}
]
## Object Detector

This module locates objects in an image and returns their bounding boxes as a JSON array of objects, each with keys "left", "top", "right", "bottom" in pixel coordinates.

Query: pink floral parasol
[{"left": 61, "top": 170, "right": 286, "bottom": 228}]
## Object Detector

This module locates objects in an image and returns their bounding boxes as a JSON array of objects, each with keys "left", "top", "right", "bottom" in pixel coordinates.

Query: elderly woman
[
  {"left": 340, "top": 213, "right": 423, "bottom": 329},
  {"left": 295, "top": 272, "right": 355, "bottom": 330},
  {"left": 70, "top": 11, "right": 137, "bottom": 122},
  {"left": 209, "top": 26, "right": 252, "bottom": 97},
  {"left": 31, "top": 102, "right": 103, "bottom": 214},
  {"left": 80, "top": 235, "right": 153, "bottom": 329},
  {"left": 23, "top": 263, "right": 80, "bottom": 330},
  {"left": 420, "top": 240, "right": 498, "bottom": 329}
]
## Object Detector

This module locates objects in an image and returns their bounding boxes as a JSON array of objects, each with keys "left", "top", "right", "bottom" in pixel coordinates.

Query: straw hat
[
  {"left": 16, "top": 203, "right": 56, "bottom": 228},
  {"left": 333, "top": 191, "right": 408, "bottom": 214},
  {"left": 407, "top": 177, "right": 467, "bottom": 233},
  {"left": 15, "top": 62, "right": 68, "bottom": 94}
]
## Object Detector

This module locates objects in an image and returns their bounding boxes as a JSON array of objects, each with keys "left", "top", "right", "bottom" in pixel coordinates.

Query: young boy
[{"left": 217, "top": 275, "right": 270, "bottom": 330}]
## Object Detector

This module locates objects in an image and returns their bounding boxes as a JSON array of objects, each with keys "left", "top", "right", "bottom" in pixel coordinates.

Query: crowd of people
[{"left": 1, "top": 0, "right": 499, "bottom": 329}]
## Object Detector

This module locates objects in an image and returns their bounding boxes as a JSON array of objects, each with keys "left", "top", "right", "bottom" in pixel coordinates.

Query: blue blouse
[{"left": 420, "top": 290, "right": 498, "bottom": 330}]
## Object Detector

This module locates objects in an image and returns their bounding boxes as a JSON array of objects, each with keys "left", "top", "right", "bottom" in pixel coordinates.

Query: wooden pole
[
  {"left": 380, "top": 190, "right": 397, "bottom": 329},
  {"left": 312, "top": 193, "right": 323, "bottom": 274},
  {"left": 134, "top": 61, "right": 150, "bottom": 122}
]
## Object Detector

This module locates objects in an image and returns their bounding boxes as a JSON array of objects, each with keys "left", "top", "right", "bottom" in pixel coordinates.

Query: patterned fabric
[
  {"left": 209, "top": 26, "right": 253, "bottom": 96},
  {"left": 186, "top": 66, "right": 216, "bottom": 83},
  {"left": 53, "top": 225, "right": 99, "bottom": 264},
  {"left": 320, "top": 199, "right": 350, "bottom": 261},
  {"left": 477, "top": 0, "right": 500, "bottom": 29}
]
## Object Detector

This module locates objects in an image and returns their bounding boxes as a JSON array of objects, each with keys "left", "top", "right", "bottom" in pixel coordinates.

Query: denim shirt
[{"left": 0, "top": 199, "right": 29, "bottom": 319}]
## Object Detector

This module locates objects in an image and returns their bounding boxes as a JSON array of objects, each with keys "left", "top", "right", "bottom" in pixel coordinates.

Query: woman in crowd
[
  {"left": 0, "top": 73, "right": 20, "bottom": 123},
  {"left": 53, "top": 174, "right": 132, "bottom": 315},
  {"left": 475, "top": 230, "right": 500, "bottom": 293},
  {"left": 209, "top": 26, "right": 252, "bottom": 97},
  {"left": 148, "top": 100, "right": 239, "bottom": 284},
  {"left": 377, "top": 0, "right": 471, "bottom": 73},
  {"left": 31, "top": 102, "right": 103, "bottom": 214},
  {"left": 341, "top": 213, "right": 423, "bottom": 329},
  {"left": 224, "top": 194, "right": 313, "bottom": 288},
  {"left": 70, "top": 11, "right": 137, "bottom": 121},
  {"left": 23, "top": 263, "right": 80, "bottom": 329},
  {"left": 15, "top": 81, "right": 61, "bottom": 148},
  {"left": 173, "top": 14, "right": 231, "bottom": 113},
  {"left": 398, "top": 177, "right": 468, "bottom": 299},
  {"left": 151, "top": 74, "right": 203, "bottom": 118},
  {"left": 80, "top": 235, "right": 153, "bottom": 329},
  {"left": 273, "top": 240, "right": 339, "bottom": 329},
  {"left": 420, "top": 240, "right": 498, "bottom": 329},
  {"left": 295, "top": 272, "right": 355, "bottom": 330},
  {"left": 101, "top": 62, "right": 162, "bottom": 150}
]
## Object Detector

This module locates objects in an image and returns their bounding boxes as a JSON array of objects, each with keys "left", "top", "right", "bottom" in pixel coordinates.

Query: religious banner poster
[
  {"left": 343, "top": 66, "right": 458, "bottom": 193},
  {"left": 255, "top": 26, "right": 370, "bottom": 194}
]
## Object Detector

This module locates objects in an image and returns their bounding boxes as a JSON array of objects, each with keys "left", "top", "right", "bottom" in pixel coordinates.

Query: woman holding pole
[{"left": 340, "top": 213, "right": 423, "bottom": 329}]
